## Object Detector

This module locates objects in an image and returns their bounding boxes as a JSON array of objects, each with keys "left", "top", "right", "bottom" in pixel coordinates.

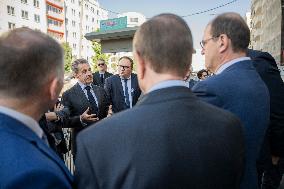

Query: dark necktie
[
  {"left": 123, "top": 79, "right": 130, "bottom": 108},
  {"left": 100, "top": 74, "right": 104, "bottom": 84},
  {"left": 85, "top": 86, "right": 98, "bottom": 114}
]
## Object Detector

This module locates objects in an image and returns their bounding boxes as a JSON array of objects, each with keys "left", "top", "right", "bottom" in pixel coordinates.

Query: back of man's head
[
  {"left": 133, "top": 13, "right": 193, "bottom": 77},
  {"left": 210, "top": 12, "right": 250, "bottom": 53},
  {"left": 0, "top": 27, "right": 63, "bottom": 99}
]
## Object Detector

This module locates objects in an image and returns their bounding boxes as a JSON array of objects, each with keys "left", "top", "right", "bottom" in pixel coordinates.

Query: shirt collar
[
  {"left": 120, "top": 75, "right": 131, "bottom": 80},
  {"left": 99, "top": 71, "right": 105, "bottom": 74},
  {"left": 215, "top": 57, "right": 251, "bottom": 75},
  {"left": 148, "top": 80, "right": 187, "bottom": 93},
  {"left": 78, "top": 81, "right": 91, "bottom": 90},
  {"left": 0, "top": 106, "right": 43, "bottom": 138}
]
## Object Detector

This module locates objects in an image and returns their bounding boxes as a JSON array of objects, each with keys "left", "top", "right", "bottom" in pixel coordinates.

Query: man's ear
[
  {"left": 134, "top": 51, "right": 146, "bottom": 81},
  {"left": 218, "top": 34, "right": 229, "bottom": 53},
  {"left": 48, "top": 77, "right": 63, "bottom": 102}
]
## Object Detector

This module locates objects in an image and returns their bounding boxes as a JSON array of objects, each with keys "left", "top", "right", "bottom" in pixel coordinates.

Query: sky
[{"left": 98, "top": 0, "right": 251, "bottom": 71}]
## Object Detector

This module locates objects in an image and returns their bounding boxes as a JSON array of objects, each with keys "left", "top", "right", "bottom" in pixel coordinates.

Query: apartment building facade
[
  {"left": 250, "top": 0, "right": 282, "bottom": 64},
  {"left": 0, "top": 0, "right": 47, "bottom": 33},
  {"left": 0, "top": 0, "right": 108, "bottom": 64},
  {"left": 64, "top": 0, "right": 108, "bottom": 62}
]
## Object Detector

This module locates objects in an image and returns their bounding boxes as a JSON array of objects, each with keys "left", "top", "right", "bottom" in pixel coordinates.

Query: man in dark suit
[
  {"left": 104, "top": 56, "right": 141, "bottom": 113},
  {"left": 248, "top": 49, "right": 284, "bottom": 189},
  {"left": 192, "top": 13, "right": 270, "bottom": 189},
  {"left": 62, "top": 59, "right": 109, "bottom": 156},
  {"left": 75, "top": 13, "right": 245, "bottom": 189},
  {"left": 92, "top": 58, "right": 113, "bottom": 88},
  {"left": 0, "top": 28, "right": 73, "bottom": 188}
]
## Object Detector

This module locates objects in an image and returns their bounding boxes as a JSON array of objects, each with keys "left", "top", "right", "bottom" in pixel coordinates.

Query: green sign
[{"left": 100, "top": 16, "right": 127, "bottom": 31}]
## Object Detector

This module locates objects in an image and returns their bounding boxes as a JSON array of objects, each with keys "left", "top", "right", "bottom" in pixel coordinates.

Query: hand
[
  {"left": 80, "top": 107, "right": 99, "bottom": 122},
  {"left": 107, "top": 105, "right": 113, "bottom": 117},
  {"left": 54, "top": 103, "right": 64, "bottom": 112},
  {"left": 45, "top": 112, "right": 58, "bottom": 121}
]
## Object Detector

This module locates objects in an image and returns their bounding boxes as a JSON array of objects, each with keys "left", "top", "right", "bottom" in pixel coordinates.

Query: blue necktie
[
  {"left": 85, "top": 86, "right": 98, "bottom": 114},
  {"left": 123, "top": 79, "right": 130, "bottom": 108}
]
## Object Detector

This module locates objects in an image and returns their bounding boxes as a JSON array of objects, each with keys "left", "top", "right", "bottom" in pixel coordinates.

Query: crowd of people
[{"left": 0, "top": 12, "right": 283, "bottom": 189}]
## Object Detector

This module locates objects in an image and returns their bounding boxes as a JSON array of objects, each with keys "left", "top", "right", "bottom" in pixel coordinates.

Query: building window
[
  {"left": 71, "top": 0, "right": 75, "bottom": 3},
  {"left": 65, "top": 18, "right": 68, "bottom": 25},
  {"left": 72, "top": 9, "right": 75, "bottom": 16},
  {"left": 72, "top": 32, "right": 76, "bottom": 38},
  {"left": 21, "top": 0, "right": 28, "bottom": 4},
  {"left": 8, "top": 22, "right": 16, "bottom": 30},
  {"left": 97, "top": 10, "right": 99, "bottom": 16},
  {"left": 85, "top": 4, "right": 88, "bottom": 9},
  {"left": 92, "top": 17, "right": 95, "bottom": 22},
  {"left": 85, "top": 15, "right": 88, "bottom": 21},
  {"left": 48, "top": 18, "right": 62, "bottom": 27},
  {"left": 47, "top": 5, "right": 62, "bottom": 14},
  {"left": 91, "top": 7, "right": 94, "bottom": 13},
  {"left": 34, "top": 14, "right": 40, "bottom": 23},
  {"left": 73, "top": 43, "right": 77, "bottom": 49},
  {"left": 33, "top": 0, "right": 39, "bottom": 8},
  {"left": 7, "top": 6, "right": 15, "bottom": 15},
  {"left": 130, "top": 18, "right": 138, "bottom": 22},
  {"left": 72, "top": 20, "right": 76, "bottom": 27},
  {"left": 21, "top": 10, "right": 29, "bottom": 20},
  {"left": 66, "top": 30, "right": 68, "bottom": 37}
]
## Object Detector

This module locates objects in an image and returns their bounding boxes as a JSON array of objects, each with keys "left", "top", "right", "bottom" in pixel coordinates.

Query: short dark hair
[
  {"left": 210, "top": 12, "right": 250, "bottom": 52},
  {"left": 0, "top": 27, "right": 63, "bottom": 98},
  {"left": 72, "top": 58, "right": 89, "bottom": 74},
  {"left": 197, "top": 69, "right": 208, "bottom": 79},
  {"left": 119, "top": 56, "right": 134, "bottom": 69},
  {"left": 133, "top": 13, "right": 193, "bottom": 76}
]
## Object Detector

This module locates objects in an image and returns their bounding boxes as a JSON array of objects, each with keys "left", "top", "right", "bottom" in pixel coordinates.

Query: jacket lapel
[
  {"left": 74, "top": 83, "right": 91, "bottom": 110},
  {"left": 115, "top": 75, "right": 124, "bottom": 97}
]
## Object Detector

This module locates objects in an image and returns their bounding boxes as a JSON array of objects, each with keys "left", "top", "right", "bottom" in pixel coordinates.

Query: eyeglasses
[
  {"left": 118, "top": 65, "right": 130, "bottom": 69},
  {"left": 200, "top": 36, "right": 219, "bottom": 49},
  {"left": 98, "top": 63, "right": 105, "bottom": 66}
]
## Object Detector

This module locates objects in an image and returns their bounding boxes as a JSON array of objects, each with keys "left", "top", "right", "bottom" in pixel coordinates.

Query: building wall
[
  {"left": 251, "top": 0, "right": 282, "bottom": 63},
  {"left": 0, "top": 0, "right": 47, "bottom": 33},
  {"left": 64, "top": 0, "right": 108, "bottom": 63},
  {"left": 118, "top": 12, "right": 146, "bottom": 27}
]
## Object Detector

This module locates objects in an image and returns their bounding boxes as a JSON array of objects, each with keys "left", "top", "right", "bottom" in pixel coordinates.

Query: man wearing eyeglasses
[
  {"left": 192, "top": 12, "right": 270, "bottom": 189},
  {"left": 104, "top": 56, "right": 141, "bottom": 113},
  {"left": 92, "top": 59, "right": 113, "bottom": 88}
]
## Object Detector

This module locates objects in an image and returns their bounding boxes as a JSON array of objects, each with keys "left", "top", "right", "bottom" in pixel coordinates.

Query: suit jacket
[
  {"left": 75, "top": 86, "right": 245, "bottom": 189},
  {"left": 0, "top": 113, "right": 73, "bottom": 188},
  {"left": 192, "top": 59, "right": 270, "bottom": 189},
  {"left": 104, "top": 74, "right": 141, "bottom": 113},
  {"left": 248, "top": 49, "right": 284, "bottom": 157},
  {"left": 61, "top": 83, "right": 109, "bottom": 154},
  {"left": 93, "top": 71, "right": 113, "bottom": 88}
]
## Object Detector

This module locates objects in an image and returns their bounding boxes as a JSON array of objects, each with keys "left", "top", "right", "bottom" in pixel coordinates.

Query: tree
[
  {"left": 92, "top": 41, "right": 110, "bottom": 71},
  {"left": 62, "top": 42, "right": 73, "bottom": 73}
]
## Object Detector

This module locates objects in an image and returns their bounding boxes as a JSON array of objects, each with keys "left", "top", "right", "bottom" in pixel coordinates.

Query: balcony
[
  {"left": 47, "top": 10, "right": 64, "bottom": 21},
  {"left": 46, "top": 0, "right": 63, "bottom": 9},
  {"left": 48, "top": 24, "right": 64, "bottom": 33}
]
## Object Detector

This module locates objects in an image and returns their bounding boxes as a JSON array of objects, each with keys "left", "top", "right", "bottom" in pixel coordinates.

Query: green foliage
[
  {"left": 92, "top": 41, "right": 110, "bottom": 71},
  {"left": 62, "top": 42, "right": 73, "bottom": 73}
]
